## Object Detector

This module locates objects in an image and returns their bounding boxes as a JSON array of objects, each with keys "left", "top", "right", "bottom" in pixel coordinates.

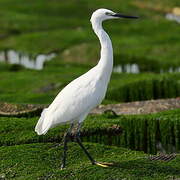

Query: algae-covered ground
[
  {"left": 1, "top": 62, "right": 180, "bottom": 104},
  {"left": 0, "top": 110, "right": 180, "bottom": 179},
  {"left": 1, "top": 143, "right": 179, "bottom": 180},
  {"left": 0, "top": 0, "right": 180, "bottom": 179},
  {"left": 0, "top": 0, "right": 180, "bottom": 104},
  {"left": 0, "top": 0, "right": 179, "bottom": 69}
]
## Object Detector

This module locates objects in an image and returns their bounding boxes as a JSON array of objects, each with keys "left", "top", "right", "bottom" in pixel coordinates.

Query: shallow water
[
  {"left": 0, "top": 49, "right": 56, "bottom": 70},
  {"left": 113, "top": 64, "right": 180, "bottom": 74},
  {"left": 113, "top": 64, "right": 140, "bottom": 73},
  {"left": 166, "top": 13, "right": 180, "bottom": 23},
  {"left": 1, "top": 49, "right": 179, "bottom": 73}
]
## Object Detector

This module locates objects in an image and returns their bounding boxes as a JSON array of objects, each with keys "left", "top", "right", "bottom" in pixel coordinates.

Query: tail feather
[{"left": 35, "top": 108, "right": 51, "bottom": 135}]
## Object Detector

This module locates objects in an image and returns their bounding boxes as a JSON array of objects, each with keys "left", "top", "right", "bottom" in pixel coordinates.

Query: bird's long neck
[{"left": 92, "top": 21, "right": 113, "bottom": 80}]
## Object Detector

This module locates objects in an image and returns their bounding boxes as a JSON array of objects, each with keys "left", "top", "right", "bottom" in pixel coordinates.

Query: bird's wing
[
  {"left": 35, "top": 108, "right": 48, "bottom": 135},
  {"left": 49, "top": 67, "right": 103, "bottom": 120},
  {"left": 35, "top": 67, "right": 106, "bottom": 135}
]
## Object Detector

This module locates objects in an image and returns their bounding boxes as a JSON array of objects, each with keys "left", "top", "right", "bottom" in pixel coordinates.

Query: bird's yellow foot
[
  {"left": 60, "top": 163, "right": 66, "bottom": 170},
  {"left": 94, "top": 161, "right": 114, "bottom": 167}
]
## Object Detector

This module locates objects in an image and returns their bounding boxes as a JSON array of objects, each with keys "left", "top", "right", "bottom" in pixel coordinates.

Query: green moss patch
[
  {"left": 0, "top": 0, "right": 180, "bottom": 70},
  {"left": 0, "top": 61, "right": 179, "bottom": 104},
  {"left": 0, "top": 143, "right": 180, "bottom": 180},
  {"left": 107, "top": 73, "right": 180, "bottom": 103},
  {"left": 0, "top": 109, "right": 180, "bottom": 154}
]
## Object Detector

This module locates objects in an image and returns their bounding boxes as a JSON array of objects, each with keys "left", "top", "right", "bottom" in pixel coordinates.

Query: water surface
[
  {"left": 113, "top": 64, "right": 180, "bottom": 74},
  {"left": 0, "top": 50, "right": 56, "bottom": 70}
]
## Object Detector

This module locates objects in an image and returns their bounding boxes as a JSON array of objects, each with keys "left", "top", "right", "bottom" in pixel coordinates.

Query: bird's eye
[{"left": 105, "top": 12, "right": 112, "bottom": 16}]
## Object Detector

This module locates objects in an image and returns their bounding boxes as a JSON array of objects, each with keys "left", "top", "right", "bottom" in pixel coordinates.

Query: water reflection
[
  {"left": 0, "top": 50, "right": 56, "bottom": 70},
  {"left": 166, "top": 13, "right": 180, "bottom": 23},
  {"left": 113, "top": 64, "right": 140, "bottom": 73},
  {"left": 113, "top": 64, "right": 180, "bottom": 74}
]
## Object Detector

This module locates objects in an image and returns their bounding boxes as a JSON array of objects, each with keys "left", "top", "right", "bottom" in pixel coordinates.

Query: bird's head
[{"left": 90, "top": 8, "right": 138, "bottom": 23}]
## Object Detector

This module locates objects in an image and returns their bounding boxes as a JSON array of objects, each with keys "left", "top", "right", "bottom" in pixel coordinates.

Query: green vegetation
[
  {"left": 0, "top": 142, "right": 180, "bottom": 180},
  {"left": 0, "top": 0, "right": 179, "bottom": 70},
  {"left": 0, "top": 0, "right": 179, "bottom": 104},
  {"left": 0, "top": 0, "right": 180, "bottom": 179},
  {"left": 0, "top": 109, "right": 180, "bottom": 179},
  {"left": 108, "top": 73, "right": 180, "bottom": 102},
  {"left": 0, "top": 0, "right": 179, "bottom": 105},
  {"left": 0, "top": 109, "right": 180, "bottom": 153},
  {"left": 0, "top": 61, "right": 179, "bottom": 104}
]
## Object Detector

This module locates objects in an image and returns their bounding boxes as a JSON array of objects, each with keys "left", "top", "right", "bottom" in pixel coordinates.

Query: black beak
[{"left": 112, "top": 13, "right": 139, "bottom": 19}]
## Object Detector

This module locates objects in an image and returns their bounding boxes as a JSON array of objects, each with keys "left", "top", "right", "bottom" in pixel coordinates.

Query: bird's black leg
[
  {"left": 61, "top": 123, "right": 74, "bottom": 169},
  {"left": 75, "top": 122, "right": 114, "bottom": 167},
  {"left": 75, "top": 122, "right": 96, "bottom": 165},
  {"left": 76, "top": 136, "right": 96, "bottom": 164},
  {"left": 76, "top": 122, "right": 82, "bottom": 137}
]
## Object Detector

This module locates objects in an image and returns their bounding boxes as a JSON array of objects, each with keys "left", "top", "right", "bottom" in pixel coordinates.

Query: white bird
[{"left": 35, "top": 8, "right": 138, "bottom": 169}]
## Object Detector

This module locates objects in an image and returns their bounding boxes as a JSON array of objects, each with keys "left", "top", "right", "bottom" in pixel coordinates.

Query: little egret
[{"left": 35, "top": 8, "right": 138, "bottom": 169}]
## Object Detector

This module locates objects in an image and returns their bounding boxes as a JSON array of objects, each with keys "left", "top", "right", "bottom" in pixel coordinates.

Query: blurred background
[
  {"left": 0, "top": 1, "right": 180, "bottom": 178},
  {"left": 0, "top": 0, "right": 179, "bottom": 105}
]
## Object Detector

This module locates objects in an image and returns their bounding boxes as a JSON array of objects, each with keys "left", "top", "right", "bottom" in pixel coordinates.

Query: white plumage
[
  {"left": 35, "top": 8, "right": 138, "bottom": 169},
  {"left": 35, "top": 65, "right": 110, "bottom": 135},
  {"left": 35, "top": 8, "right": 138, "bottom": 136}
]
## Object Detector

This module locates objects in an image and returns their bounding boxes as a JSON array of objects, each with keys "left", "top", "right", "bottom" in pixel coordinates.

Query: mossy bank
[{"left": 0, "top": 109, "right": 180, "bottom": 179}]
